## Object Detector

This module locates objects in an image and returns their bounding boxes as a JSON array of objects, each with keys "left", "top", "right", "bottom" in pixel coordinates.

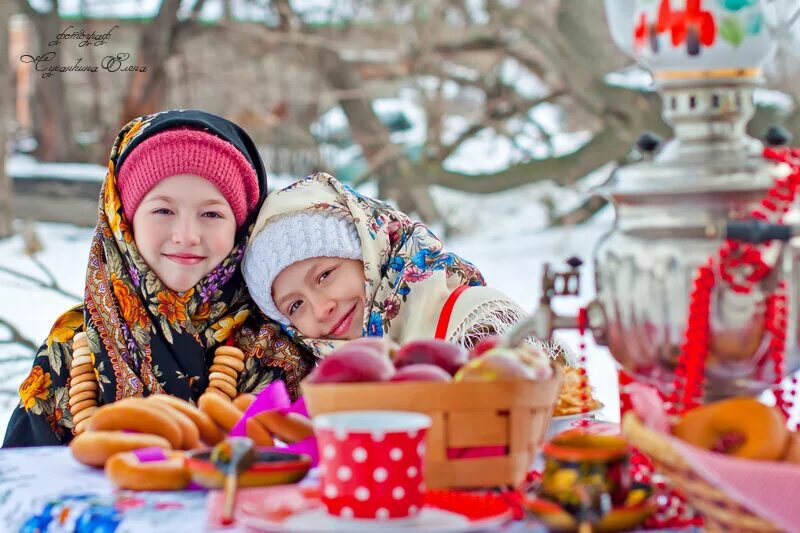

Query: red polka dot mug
[{"left": 313, "top": 411, "right": 432, "bottom": 521}]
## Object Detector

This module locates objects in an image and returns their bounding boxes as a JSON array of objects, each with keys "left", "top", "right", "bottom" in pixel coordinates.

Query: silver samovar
[{"left": 534, "top": 0, "right": 800, "bottom": 401}]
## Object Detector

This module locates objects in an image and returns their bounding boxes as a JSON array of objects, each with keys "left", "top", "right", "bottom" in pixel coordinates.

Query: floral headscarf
[
  {"left": 3, "top": 110, "right": 313, "bottom": 447},
  {"left": 247, "top": 173, "right": 529, "bottom": 358}
]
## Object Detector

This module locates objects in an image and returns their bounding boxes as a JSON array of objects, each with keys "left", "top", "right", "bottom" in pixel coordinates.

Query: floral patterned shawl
[
  {"left": 3, "top": 110, "right": 313, "bottom": 447},
  {"left": 247, "top": 173, "right": 529, "bottom": 358}
]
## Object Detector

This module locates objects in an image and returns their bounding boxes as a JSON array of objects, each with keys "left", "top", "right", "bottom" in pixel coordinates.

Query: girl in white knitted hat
[{"left": 243, "top": 172, "right": 532, "bottom": 357}]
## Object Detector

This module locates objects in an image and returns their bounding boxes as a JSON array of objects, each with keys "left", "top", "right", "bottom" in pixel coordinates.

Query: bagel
[
  {"left": 70, "top": 398, "right": 97, "bottom": 415},
  {"left": 208, "top": 379, "right": 237, "bottom": 399},
  {"left": 70, "top": 430, "right": 172, "bottom": 467},
  {"left": 72, "top": 331, "right": 88, "bottom": 344},
  {"left": 86, "top": 398, "right": 183, "bottom": 449},
  {"left": 783, "top": 432, "right": 800, "bottom": 465},
  {"left": 69, "top": 373, "right": 96, "bottom": 388},
  {"left": 70, "top": 364, "right": 94, "bottom": 379},
  {"left": 198, "top": 392, "right": 243, "bottom": 432},
  {"left": 254, "top": 411, "right": 314, "bottom": 443},
  {"left": 232, "top": 393, "right": 256, "bottom": 412},
  {"left": 68, "top": 389, "right": 97, "bottom": 406},
  {"left": 146, "top": 399, "right": 201, "bottom": 450},
  {"left": 69, "top": 381, "right": 98, "bottom": 395},
  {"left": 147, "top": 394, "right": 224, "bottom": 446},
  {"left": 212, "top": 354, "right": 245, "bottom": 372},
  {"left": 246, "top": 417, "right": 275, "bottom": 447},
  {"left": 214, "top": 346, "right": 246, "bottom": 360},
  {"left": 71, "top": 354, "right": 93, "bottom": 367},
  {"left": 209, "top": 364, "right": 238, "bottom": 380},
  {"left": 105, "top": 450, "right": 190, "bottom": 490},
  {"left": 208, "top": 371, "right": 237, "bottom": 387},
  {"left": 673, "top": 397, "right": 790, "bottom": 460},
  {"left": 72, "top": 406, "right": 98, "bottom": 425}
]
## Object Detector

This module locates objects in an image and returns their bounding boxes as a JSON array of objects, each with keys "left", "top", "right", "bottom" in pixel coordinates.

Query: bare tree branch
[
  {"left": 0, "top": 317, "right": 38, "bottom": 352},
  {"left": 0, "top": 265, "right": 81, "bottom": 301}
]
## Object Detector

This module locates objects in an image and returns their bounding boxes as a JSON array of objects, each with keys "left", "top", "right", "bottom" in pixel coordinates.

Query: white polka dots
[
  {"left": 355, "top": 486, "right": 370, "bottom": 501},
  {"left": 406, "top": 466, "right": 418, "bottom": 478},
  {"left": 335, "top": 428, "right": 348, "bottom": 441},
  {"left": 323, "top": 445, "right": 336, "bottom": 459},
  {"left": 417, "top": 442, "right": 426, "bottom": 457},
  {"left": 390, "top": 447, "right": 403, "bottom": 461},
  {"left": 376, "top": 508, "right": 390, "bottom": 520},
  {"left": 352, "top": 447, "right": 367, "bottom": 463},
  {"left": 337, "top": 465, "right": 352, "bottom": 481},
  {"left": 392, "top": 486, "right": 405, "bottom": 500},
  {"left": 409, "top": 505, "right": 419, "bottom": 514},
  {"left": 324, "top": 484, "right": 338, "bottom": 498},
  {"left": 340, "top": 506, "right": 354, "bottom": 518},
  {"left": 373, "top": 467, "right": 388, "bottom": 482}
]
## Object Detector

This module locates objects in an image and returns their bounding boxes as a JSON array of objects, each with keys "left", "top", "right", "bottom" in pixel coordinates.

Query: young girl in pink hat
[{"left": 4, "top": 110, "right": 311, "bottom": 447}]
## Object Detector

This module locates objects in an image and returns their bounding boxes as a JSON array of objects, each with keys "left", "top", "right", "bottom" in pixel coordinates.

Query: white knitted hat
[{"left": 243, "top": 211, "right": 362, "bottom": 325}]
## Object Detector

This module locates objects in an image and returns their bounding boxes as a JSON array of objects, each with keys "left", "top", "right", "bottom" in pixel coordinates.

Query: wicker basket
[
  {"left": 621, "top": 412, "right": 782, "bottom": 533},
  {"left": 302, "top": 365, "right": 562, "bottom": 489}
]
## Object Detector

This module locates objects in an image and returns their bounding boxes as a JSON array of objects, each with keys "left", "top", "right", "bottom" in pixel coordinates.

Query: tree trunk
[
  {"left": 0, "top": 1, "right": 14, "bottom": 237},
  {"left": 23, "top": 1, "right": 75, "bottom": 162},
  {"left": 118, "top": 0, "right": 181, "bottom": 127},
  {"left": 315, "top": 46, "right": 441, "bottom": 222}
]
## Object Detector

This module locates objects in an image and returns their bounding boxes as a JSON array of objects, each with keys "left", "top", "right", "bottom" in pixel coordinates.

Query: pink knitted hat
[{"left": 117, "top": 128, "right": 260, "bottom": 227}]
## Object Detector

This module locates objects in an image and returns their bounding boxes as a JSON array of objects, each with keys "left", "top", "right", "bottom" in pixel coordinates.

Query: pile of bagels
[
  {"left": 672, "top": 397, "right": 800, "bottom": 464},
  {"left": 68, "top": 342, "right": 313, "bottom": 491}
]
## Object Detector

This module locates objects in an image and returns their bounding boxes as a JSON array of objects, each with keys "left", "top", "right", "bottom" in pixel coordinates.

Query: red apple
[
  {"left": 453, "top": 353, "right": 535, "bottom": 382},
  {"left": 306, "top": 346, "right": 395, "bottom": 384},
  {"left": 345, "top": 336, "right": 400, "bottom": 358},
  {"left": 390, "top": 364, "right": 452, "bottom": 382},
  {"left": 394, "top": 339, "right": 468, "bottom": 376}
]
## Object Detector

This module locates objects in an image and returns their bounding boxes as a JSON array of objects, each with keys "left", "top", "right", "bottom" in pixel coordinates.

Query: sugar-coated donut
[
  {"left": 105, "top": 450, "right": 189, "bottom": 490},
  {"left": 86, "top": 398, "right": 183, "bottom": 449},
  {"left": 147, "top": 394, "right": 224, "bottom": 446},
  {"left": 673, "top": 397, "right": 790, "bottom": 461},
  {"left": 70, "top": 430, "right": 172, "bottom": 467},
  {"left": 255, "top": 411, "right": 314, "bottom": 443},
  {"left": 198, "top": 392, "right": 242, "bottom": 432}
]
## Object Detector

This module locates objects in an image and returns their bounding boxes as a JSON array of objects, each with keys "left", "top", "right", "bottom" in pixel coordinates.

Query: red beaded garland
[{"left": 668, "top": 147, "right": 800, "bottom": 420}]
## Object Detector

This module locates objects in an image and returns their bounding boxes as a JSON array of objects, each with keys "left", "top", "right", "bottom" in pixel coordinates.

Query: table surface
[
  {"left": 0, "top": 446, "right": 696, "bottom": 532},
  {"left": 0, "top": 446, "right": 552, "bottom": 532}
]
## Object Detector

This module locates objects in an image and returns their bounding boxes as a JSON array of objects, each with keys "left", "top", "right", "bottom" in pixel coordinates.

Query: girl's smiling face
[
  {"left": 132, "top": 174, "right": 237, "bottom": 293},
  {"left": 272, "top": 257, "right": 366, "bottom": 340}
]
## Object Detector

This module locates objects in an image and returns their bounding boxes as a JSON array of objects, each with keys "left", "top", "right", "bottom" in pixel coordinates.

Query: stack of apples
[{"left": 305, "top": 335, "right": 553, "bottom": 385}]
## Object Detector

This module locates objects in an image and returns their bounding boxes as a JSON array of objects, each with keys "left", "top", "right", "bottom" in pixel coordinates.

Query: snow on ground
[{"left": 0, "top": 181, "right": 621, "bottom": 437}]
